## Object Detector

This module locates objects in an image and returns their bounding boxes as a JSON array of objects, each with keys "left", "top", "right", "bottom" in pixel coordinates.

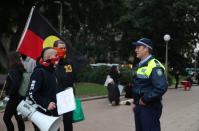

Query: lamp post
[
  {"left": 163, "top": 34, "right": 171, "bottom": 80},
  {"left": 54, "top": 1, "right": 63, "bottom": 35}
]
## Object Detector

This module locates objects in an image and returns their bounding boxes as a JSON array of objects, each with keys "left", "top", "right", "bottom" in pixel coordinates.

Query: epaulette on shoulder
[{"left": 154, "top": 59, "right": 161, "bottom": 67}]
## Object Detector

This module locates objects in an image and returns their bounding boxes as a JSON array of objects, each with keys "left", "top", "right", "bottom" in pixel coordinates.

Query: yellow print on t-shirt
[{"left": 64, "top": 65, "right": 72, "bottom": 72}]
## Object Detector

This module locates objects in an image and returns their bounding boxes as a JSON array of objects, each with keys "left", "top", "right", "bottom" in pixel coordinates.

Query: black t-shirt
[
  {"left": 55, "top": 59, "right": 74, "bottom": 92},
  {"left": 5, "top": 68, "right": 23, "bottom": 97}
]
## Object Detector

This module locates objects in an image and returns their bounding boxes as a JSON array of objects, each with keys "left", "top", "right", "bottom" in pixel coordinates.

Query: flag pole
[{"left": 17, "top": 6, "right": 36, "bottom": 51}]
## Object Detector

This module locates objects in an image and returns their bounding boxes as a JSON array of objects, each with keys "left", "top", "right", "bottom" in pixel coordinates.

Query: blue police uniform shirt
[{"left": 132, "top": 56, "right": 168, "bottom": 105}]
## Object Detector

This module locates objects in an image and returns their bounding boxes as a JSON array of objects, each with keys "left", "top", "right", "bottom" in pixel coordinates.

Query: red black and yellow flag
[
  {"left": 17, "top": 6, "right": 61, "bottom": 59},
  {"left": 17, "top": 6, "right": 87, "bottom": 72}
]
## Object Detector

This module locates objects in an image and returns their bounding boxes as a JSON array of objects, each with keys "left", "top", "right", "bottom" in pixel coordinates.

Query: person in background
[
  {"left": 27, "top": 47, "right": 60, "bottom": 131},
  {"left": 186, "top": 74, "right": 193, "bottom": 85},
  {"left": 53, "top": 40, "right": 75, "bottom": 131},
  {"left": 131, "top": 38, "right": 168, "bottom": 131},
  {"left": 3, "top": 51, "right": 25, "bottom": 131},
  {"left": 18, "top": 54, "right": 36, "bottom": 98},
  {"left": 20, "top": 54, "right": 36, "bottom": 73},
  {"left": 196, "top": 72, "right": 199, "bottom": 85},
  {"left": 185, "top": 74, "right": 193, "bottom": 90},
  {"left": 107, "top": 65, "right": 121, "bottom": 106},
  {"left": 124, "top": 83, "right": 133, "bottom": 99},
  {"left": 174, "top": 70, "right": 180, "bottom": 89}
]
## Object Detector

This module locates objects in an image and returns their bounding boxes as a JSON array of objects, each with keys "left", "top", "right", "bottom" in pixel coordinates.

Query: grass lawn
[
  {"left": 0, "top": 82, "right": 107, "bottom": 102},
  {"left": 75, "top": 82, "right": 107, "bottom": 98}
]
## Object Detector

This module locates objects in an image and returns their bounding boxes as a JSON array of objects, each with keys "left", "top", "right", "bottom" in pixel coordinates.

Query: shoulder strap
[
  {"left": 148, "top": 59, "right": 165, "bottom": 70},
  {"left": 144, "top": 59, "right": 165, "bottom": 77}
]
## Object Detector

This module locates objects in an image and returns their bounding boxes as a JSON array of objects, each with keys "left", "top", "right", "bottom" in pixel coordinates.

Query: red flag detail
[{"left": 17, "top": 29, "right": 43, "bottom": 60}]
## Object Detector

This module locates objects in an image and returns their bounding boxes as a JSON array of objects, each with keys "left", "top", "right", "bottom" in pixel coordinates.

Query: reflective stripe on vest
[{"left": 136, "top": 58, "right": 165, "bottom": 78}]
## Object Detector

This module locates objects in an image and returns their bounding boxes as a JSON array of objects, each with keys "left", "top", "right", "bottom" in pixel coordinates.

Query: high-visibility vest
[{"left": 136, "top": 58, "right": 165, "bottom": 79}]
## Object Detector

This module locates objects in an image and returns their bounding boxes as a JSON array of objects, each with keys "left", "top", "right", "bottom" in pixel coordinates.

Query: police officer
[
  {"left": 131, "top": 38, "right": 168, "bottom": 131},
  {"left": 53, "top": 40, "right": 75, "bottom": 131}
]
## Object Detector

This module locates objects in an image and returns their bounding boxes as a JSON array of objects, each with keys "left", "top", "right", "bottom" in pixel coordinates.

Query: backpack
[{"left": 18, "top": 72, "right": 32, "bottom": 97}]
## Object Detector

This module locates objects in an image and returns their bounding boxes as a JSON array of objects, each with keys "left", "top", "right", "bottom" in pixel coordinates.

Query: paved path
[{"left": 1, "top": 86, "right": 199, "bottom": 131}]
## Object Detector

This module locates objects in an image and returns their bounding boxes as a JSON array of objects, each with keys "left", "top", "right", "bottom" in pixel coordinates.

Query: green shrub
[
  {"left": 76, "top": 65, "right": 93, "bottom": 82},
  {"left": 0, "top": 65, "right": 6, "bottom": 73},
  {"left": 76, "top": 65, "right": 132, "bottom": 85},
  {"left": 167, "top": 73, "right": 174, "bottom": 86},
  {"left": 76, "top": 65, "right": 175, "bottom": 86},
  {"left": 120, "top": 67, "right": 132, "bottom": 85},
  {"left": 76, "top": 65, "right": 110, "bottom": 84}
]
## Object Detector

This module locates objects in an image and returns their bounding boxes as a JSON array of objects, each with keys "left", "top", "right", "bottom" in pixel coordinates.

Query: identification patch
[
  {"left": 64, "top": 65, "right": 72, "bottom": 72},
  {"left": 141, "top": 68, "right": 146, "bottom": 73},
  {"left": 156, "top": 69, "right": 163, "bottom": 76}
]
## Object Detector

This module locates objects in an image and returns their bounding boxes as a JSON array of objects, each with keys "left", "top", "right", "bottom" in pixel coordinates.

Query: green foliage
[
  {"left": 1, "top": 0, "right": 199, "bottom": 70},
  {"left": 75, "top": 82, "right": 107, "bottom": 98},
  {"left": 75, "top": 65, "right": 93, "bottom": 82},
  {"left": 168, "top": 72, "right": 187, "bottom": 86},
  {"left": 167, "top": 73, "right": 174, "bottom": 86},
  {"left": 76, "top": 65, "right": 110, "bottom": 84},
  {"left": 76, "top": 64, "right": 176, "bottom": 87},
  {"left": 0, "top": 65, "right": 6, "bottom": 73},
  {"left": 76, "top": 65, "right": 132, "bottom": 85},
  {"left": 120, "top": 67, "right": 132, "bottom": 85}
]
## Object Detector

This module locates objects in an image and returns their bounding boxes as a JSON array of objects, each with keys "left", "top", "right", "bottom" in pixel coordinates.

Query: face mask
[
  {"left": 39, "top": 56, "right": 60, "bottom": 67},
  {"left": 54, "top": 47, "right": 67, "bottom": 59}
]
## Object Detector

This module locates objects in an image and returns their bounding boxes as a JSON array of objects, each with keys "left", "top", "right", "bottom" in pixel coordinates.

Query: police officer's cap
[{"left": 132, "top": 38, "right": 153, "bottom": 49}]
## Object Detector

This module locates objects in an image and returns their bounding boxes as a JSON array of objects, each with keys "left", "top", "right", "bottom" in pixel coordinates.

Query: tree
[
  {"left": 1, "top": 0, "right": 199, "bottom": 72},
  {"left": 118, "top": 0, "right": 199, "bottom": 69},
  {"left": 0, "top": 0, "right": 127, "bottom": 70}
]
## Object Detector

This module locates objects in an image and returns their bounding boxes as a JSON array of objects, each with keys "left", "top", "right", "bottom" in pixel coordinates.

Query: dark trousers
[
  {"left": 63, "top": 111, "right": 73, "bottom": 131},
  {"left": 107, "top": 83, "right": 120, "bottom": 105},
  {"left": 175, "top": 79, "right": 179, "bottom": 89},
  {"left": 133, "top": 104, "right": 162, "bottom": 131},
  {"left": 3, "top": 95, "right": 25, "bottom": 131}
]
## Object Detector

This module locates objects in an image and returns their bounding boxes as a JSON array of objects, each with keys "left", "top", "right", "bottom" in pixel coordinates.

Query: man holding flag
[{"left": 16, "top": 5, "right": 87, "bottom": 130}]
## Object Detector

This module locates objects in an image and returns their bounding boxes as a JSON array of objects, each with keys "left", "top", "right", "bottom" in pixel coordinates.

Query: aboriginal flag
[{"left": 17, "top": 6, "right": 87, "bottom": 72}]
